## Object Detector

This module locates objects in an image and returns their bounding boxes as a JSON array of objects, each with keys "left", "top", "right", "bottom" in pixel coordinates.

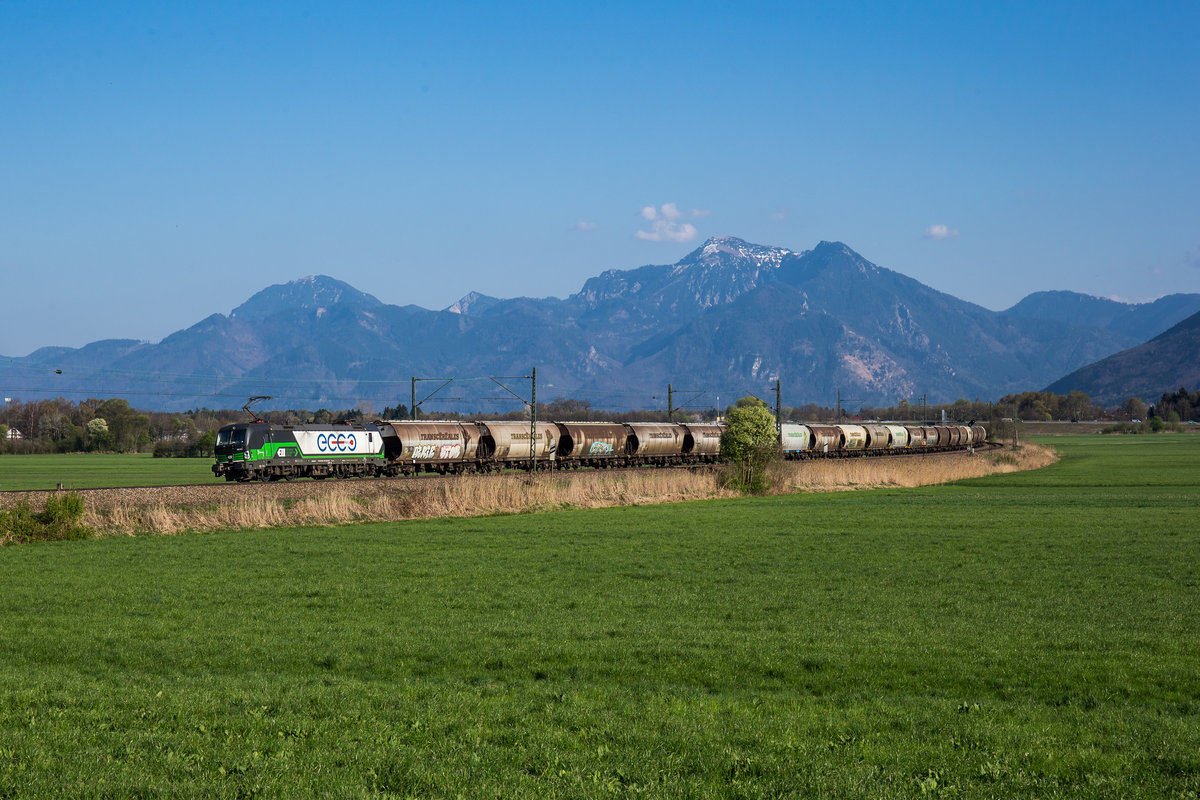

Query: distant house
[{"left": 5, "top": 427, "right": 23, "bottom": 440}]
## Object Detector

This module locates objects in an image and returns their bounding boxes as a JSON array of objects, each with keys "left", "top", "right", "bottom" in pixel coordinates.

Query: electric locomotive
[{"left": 213, "top": 421, "right": 386, "bottom": 481}]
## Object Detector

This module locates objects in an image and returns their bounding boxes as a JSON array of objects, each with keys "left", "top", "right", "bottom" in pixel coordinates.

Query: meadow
[
  {"left": 0, "top": 435, "right": 1197, "bottom": 797},
  {"left": 0, "top": 453, "right": 216, "bottom": 491}
]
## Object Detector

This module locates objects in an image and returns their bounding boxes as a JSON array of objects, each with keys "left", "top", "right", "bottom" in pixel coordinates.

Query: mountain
[
  {"left": 578, "top": 237, "right": 798, "bottom": 315},
  {"left": 1004, "top": 290, "right": 1200, "bottom": 342},
  {"left": 1044, "top": 310, "right": 1200, "bottom": 404},
  {"left": 445, "top": 292, "right": 502, "bottom": 316},
  {"left": 3, "top": 238, "right": 1191, "bottom": 412},
  {"left": 605, "top": 241, "right": 1134, "bottom": 405}
]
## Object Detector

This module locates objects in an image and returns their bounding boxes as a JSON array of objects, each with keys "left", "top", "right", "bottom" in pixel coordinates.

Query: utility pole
[
  {"left": 487, "top": 368, "right": 538, "bottom": 469},
  {"left": 665, "top": 384, "right": 706, "bottom": 422},
  {"left": 410, "top": 377, "right": 454, "bottom": 420},
  {"left": 836, "top": 389, "right": 842, "bottom": 423},
  {"left": 530, "top": 366, "right": 537, "bottom": 471},
  {"left": 486, "top": 369, "right": 537, "bottom": 469},
  {"left": 775, "top": 379, "right": 782, "bottom": 436}
]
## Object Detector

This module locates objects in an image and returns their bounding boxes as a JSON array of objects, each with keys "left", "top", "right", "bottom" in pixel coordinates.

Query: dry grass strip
[
  {"left": 6, "top": 443, "right": 1057, "bottom": 538},
  {"left": 776, "top": 442, "right": 1057, "bottom": 492},
  {"left": 84, "top": 469, "right": 734, "bottom": 536}
]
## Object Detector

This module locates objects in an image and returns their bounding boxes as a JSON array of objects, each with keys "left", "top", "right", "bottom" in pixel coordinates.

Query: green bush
[
  {"left": 720, "top": 397, "right": 779, "bottom": 494},
  {"left": 0, "top": 492, "right": 92, "bottom": 544}
]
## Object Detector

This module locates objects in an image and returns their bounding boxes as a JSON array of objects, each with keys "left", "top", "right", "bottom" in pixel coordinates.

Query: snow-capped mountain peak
[{"left": 672, "top": 236, "right": 798, "bottom": 276}]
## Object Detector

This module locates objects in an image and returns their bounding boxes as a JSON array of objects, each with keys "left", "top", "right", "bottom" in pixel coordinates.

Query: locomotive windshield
[{"left": 216, "top": 428, "right": 248, "bottom": 447}]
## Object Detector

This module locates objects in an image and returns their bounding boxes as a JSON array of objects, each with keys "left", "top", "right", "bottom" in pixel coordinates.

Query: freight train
[{"left": 212, "top": 418, "right": 987, "bottom": 482}]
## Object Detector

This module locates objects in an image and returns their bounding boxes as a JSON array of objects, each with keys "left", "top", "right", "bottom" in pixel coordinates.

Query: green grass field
[
  {"left": 0, "top": 453, "right": 218, "bottom": 491},
  {"left": 1, "top": 435, "right": 1197, "bottom": 797}
]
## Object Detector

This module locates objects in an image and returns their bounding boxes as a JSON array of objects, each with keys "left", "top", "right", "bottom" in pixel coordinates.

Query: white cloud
[
  {"left": 691, "top": 208, "right": 711, "bottom": 218},
  {"left": 923, "top": 224, "right": 959, "bottom": 240},
  {"left": 573, "top": 220, "right": 598, "bottom": 231},
  {"left": 1186, "top": 244, "right": 1200, "bottom": 269},
  {"left": 769, "top": 206, "right": 788, "bottom": 222},
  {"left": 636, "top": 219, "right": 698, "bottom": 243},
  {"left": 635, "top": 203, "right": 702, "bottom": 243}
]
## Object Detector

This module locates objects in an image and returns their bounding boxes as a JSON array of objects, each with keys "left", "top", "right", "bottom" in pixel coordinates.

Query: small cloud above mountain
[
  {"left": 636, "top": 203, "right": 701, "bottom": 243},
  {"left": 573, "top": 220, "right": 599, "bottom": 231},
  {"left": 923, "top": 224, "right": 959, "bottom": 240}
]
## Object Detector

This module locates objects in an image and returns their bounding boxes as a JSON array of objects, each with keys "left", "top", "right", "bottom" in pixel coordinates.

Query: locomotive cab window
[{"left": 217, "top": 429, "right": 247, "bottom": 447}]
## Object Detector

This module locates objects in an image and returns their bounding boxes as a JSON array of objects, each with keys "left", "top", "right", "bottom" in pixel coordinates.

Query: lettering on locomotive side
[
  {"left": 293, "top": 430, "right": 382, "bottom": 456},
  {"left": 317, "top": 433, "right": 356, "bottom": 451}
]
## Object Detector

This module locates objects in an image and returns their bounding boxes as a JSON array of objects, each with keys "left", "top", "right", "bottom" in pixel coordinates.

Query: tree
[
  {"left": 194, "top": 430, "right": 217, "bottom": 456},
  {"left": 1065, "top": 391, "right": 1093, "bottom": 421},
  {"left": 94, "top": 399, "right": 150, "bottom": 452},
  {"left": 1157, "top": 388, "right": 1199, "bottom": 422},
  {"left": 1122, "top": 397, "right": 1147, "bottom": 421},
  {"left": 719, "top": 396, "right": 778, "bottom": 494},
  {"left": 380, "top": 403, "right": 410, "bottom": 420},
  {"left": 87, "top": 417, "right": 112, "bottom": 451}
]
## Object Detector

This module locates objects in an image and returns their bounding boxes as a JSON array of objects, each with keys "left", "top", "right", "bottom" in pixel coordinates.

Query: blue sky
[{"left": 2, "top": 0, "right": 1198, "bottom": 356}]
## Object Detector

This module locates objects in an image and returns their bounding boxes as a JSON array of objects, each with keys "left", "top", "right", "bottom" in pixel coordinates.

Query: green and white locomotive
[{"left": 212, "top": 421, "right": 386, "bottom": 481}]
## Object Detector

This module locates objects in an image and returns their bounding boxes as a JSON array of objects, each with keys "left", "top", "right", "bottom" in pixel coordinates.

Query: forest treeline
[{"left": 0, "top": 389, "right": 1193, "bottom": 456}]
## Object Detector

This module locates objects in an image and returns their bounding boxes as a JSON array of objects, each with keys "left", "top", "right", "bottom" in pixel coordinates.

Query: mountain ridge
[
  {"left": 4, "top": 237, "right": 1198, "bottom": 411},
  {"left": 1003, "top": 289, "right": 1200, "bottom": 342},
  {"left": 1044, "top": 309, "right": 1200, "bottom": 404}
]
